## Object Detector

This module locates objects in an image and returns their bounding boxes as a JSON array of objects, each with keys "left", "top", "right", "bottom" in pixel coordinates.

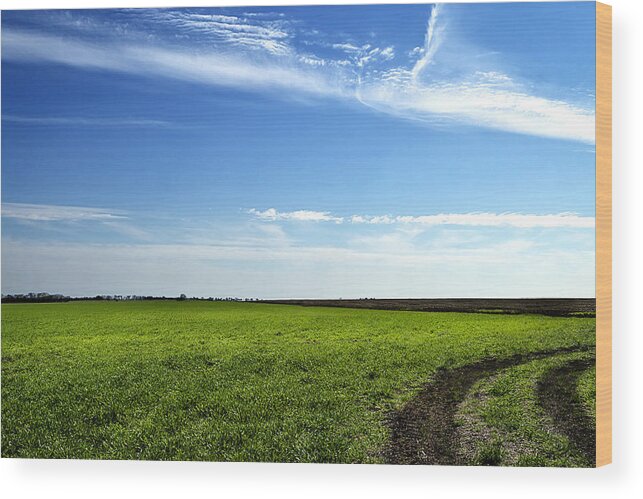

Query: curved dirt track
[
  {"left": 385, "top": 346, "right": 594, "bottom": 465},
  {"left": 537, "top": 358, "right": 596, "bottom": 465}
]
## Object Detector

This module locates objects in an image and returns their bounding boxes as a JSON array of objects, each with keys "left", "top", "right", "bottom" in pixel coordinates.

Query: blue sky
[{"left": 1, "top": 3, "right": 596, "bottom": 298}]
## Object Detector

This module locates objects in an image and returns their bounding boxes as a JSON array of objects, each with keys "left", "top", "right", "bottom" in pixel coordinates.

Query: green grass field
[{"left": 1, "top": 300, "right": 595, "bottom": 464}]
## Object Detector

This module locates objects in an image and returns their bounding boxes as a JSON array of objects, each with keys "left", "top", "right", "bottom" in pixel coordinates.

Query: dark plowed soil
[
  {"left": 384, "top": 346, "right": 593, "bottom": 465},
  {"left": 262, "top": 298, "right": 595, "bottom": 317},
  {"left": 537, "top": 358, "right": 596, "bottom": 465}
]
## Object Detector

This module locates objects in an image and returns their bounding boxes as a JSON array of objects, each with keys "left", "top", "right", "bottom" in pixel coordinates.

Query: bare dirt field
[{"left": 261, "top": 298, "right": 596, "bottom": 317}]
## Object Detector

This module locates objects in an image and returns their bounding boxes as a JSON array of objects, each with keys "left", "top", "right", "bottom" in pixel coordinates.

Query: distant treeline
[{"left": 1, "top": 293, "right": 260, "bottom": 303}]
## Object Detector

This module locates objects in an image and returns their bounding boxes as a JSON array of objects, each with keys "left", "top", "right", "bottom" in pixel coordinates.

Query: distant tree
[{"left": 179, "top": 293, "right": 187, "bottom": 301}]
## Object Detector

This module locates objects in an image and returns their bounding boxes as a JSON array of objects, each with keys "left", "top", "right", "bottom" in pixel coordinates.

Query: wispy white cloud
[
  {"left": 2, "top": 115, "right": 171, "bottom": 127},
  {"left": 361, "top": 212, "right": 595, "bottom": 228},
  {"left": 332, "top": 42, "right": 362, "bottom": 53},
  {"left": 144, "top": 11, "right": 293, "bottom": 56},
  {"left": 1, "top": 5, "right": 595, "bottom": 143},
  {"left": 2, "top": 203, "right": 126, "bottom": 222},
  {"left": 1, "top": 29, "right": 344, "bottom": 98},
  {"left": 408, "top": 46, "right": 425, "bottom": 59},
  {"left": 357, "top": 74, "right": 595, "bottom": 143},
  {"left": 248, "top": 208, "right": 594, "bottom": 229},
  {"left": 410, "top": 4, "right": 444, "bottom": 82},
  {"left": 248, "top": 208, "right": 343, "bottom": 223},
  {"left": 356, "top": 5, "right": 595, "bottom": 143}
]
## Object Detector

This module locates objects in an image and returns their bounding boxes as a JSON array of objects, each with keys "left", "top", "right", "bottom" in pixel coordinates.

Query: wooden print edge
[{"left": 596, "top": 1, "right": 612, "bottom": 468}]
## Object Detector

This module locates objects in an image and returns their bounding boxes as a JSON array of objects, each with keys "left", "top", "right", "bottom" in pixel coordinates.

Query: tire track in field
[
  {"left": 537, "top": 357, "right": 596, "bottom": 466},
  {"left": 384, "top": 345, "right": 593, "bottom": 465}
]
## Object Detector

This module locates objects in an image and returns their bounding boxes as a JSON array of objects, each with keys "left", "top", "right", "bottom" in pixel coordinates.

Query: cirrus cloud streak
[{"left": 2, "top": 203, "right": 127, "bottom": 222}]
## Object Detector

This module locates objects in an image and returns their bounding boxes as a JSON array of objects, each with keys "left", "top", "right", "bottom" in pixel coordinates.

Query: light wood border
[{"left": 596, "top": 1, "right": 612, "bottom": 468}]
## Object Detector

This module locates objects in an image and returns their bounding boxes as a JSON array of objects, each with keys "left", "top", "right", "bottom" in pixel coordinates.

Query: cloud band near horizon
[
  {"left": 248, "top": 208, "right": 594, "bottom": 229},
  {"left": 2, "top": 203, "right": 595, "bottom": 229}
]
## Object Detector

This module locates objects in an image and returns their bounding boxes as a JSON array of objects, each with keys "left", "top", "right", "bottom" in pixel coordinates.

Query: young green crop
[{"left": 2, "top": 301, "right": 595, "bottom": 463}]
